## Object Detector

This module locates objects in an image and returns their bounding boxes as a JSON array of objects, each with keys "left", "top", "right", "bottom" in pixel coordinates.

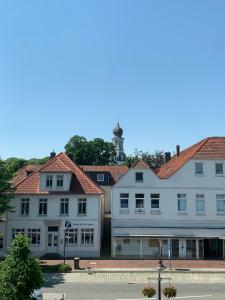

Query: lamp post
[
  {"left": 157, "top": 259, "right": 166, "bottom": 300},
  {"left": 63, "top": 220, "right": 71, "bottom": 264}
]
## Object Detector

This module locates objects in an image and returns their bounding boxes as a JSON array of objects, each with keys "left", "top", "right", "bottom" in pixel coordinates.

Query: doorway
[
  {"left": 204, "top": 239, "right": 223, "bottom": 259},
  {"left": 47, "top": 226, "right": 59, "bottom": 253}
]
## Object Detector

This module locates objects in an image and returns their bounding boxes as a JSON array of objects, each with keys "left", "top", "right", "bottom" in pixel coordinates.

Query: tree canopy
[
  {"left": 125, "top": 150, "right": 165, "bottom": 170},
  {"left": 0, "top": 234, "right": 43, "bottom": 300},
  {"left": 0, "top": 159, "right": 14, "bottom": 216},
  {"left": 65, "top": 135, "right": 116, "bottom": 165},
  {"left": 4, "top": 156, "right": 50, "bottom": 174}
]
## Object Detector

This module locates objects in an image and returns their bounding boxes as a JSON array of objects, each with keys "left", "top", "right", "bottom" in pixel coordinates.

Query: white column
[
  {"left": 140, "top": 239, "right": 143, "bottom": 258},
  {"left": 112, "top": 238, "right": 117, "bottom": 258},
  {"left": 196, "top": 239, "right": 199, "bottom": 259}
]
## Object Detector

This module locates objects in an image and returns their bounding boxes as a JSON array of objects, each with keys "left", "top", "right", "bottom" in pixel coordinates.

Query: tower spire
[{"left": 112, "top": 122, "right": 125, "bottom": 165}]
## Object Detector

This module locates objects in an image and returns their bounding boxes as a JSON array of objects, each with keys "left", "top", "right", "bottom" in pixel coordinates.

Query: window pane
[
  {"left": 151, "top": 199, "right": 159, "bottom": 208},
  {"left": 120, "top": 199, "right": 128, "bottom": 208},
  {"left": 216, "top": 163, "right": 224, "bottom": 175},
  {"left": 135, "top": 172, "right": 143, "bottom": 181},
  {"left": 195, "top": 162, "right": 203, "bottom": 174}
]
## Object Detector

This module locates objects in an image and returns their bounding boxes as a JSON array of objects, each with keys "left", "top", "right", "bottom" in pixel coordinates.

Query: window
[
  {"left": 216, "top": 163, "right": 224, "bottom": 175},
  {"left": 135, "top": 172, "right": 143, "bottom": 181},
  {"left": 67, "top": 228, "right": 78, "bottom": 245},
  {"left": 195, "top": 162, "right": 203, "bottom": 175},
  {"left": 148, "top": 239, "right": 159, "bottom": 248},
  {"left": 46, "top": 175, "right": 53, "bottom": 187},
  {"left": 57, "top": 175, "right": 64, "bottom": 187},
  {"left": 0, "top": 238, "right": 3, "bottom": 249},
  {"left": 60, "top": 198, "right": 69, "bottom": 215},
  {"left": 120, "top": 193, "right": 129, "bottom": 209},
  {"left": 151, "top": 194, "right": 160, "bottom": 210},
  {"left": 78, "top": 198, "right": 87, "bottom": 215},
  {"left": 135, "top": 193, "right": 144, "bottom": 212},
  {"left": 39, "top": 199, "right": 47, "bottom": 215},
  {"left": 97, "top": 174, "right": 104, "bottom": 182},
  {"left": 196, "top": 194, "right": 205, "bottom": 214},
  {"left": 217, "top": 194, "right": 225, "bottom": 214},
  {"left": 20, "top": 198, "right": 30, "bottom": 216},
  {"left": 28, "top": 229, "right": 41, "bottom": 245},
  {"left": 11, "top": 228, "right": 25, "bottom": 239},
  {"left": 177, "top": 194, "right": 187, "bottom": 212},
  {"left": 81, "top": 228, "right": 94, "bottom": 245}
]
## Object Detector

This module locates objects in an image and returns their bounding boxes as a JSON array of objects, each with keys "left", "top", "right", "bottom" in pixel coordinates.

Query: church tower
[{"left": 112, "top": 122, "right": 126, "bottom": 165}]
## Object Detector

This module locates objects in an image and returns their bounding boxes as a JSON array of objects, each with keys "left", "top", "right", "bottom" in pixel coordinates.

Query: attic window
[
  {"left": 46, "top": 175, "right": 53, "bottom": 187},
  {"left": 135, "top": 172, "right": 143, "bottom": 182},
  {"left": 97, "top": 174, "right": 104, "bottom": 182}
]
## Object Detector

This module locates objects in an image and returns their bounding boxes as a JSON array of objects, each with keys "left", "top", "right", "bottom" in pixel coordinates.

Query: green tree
[
  {"left": 27, "top": 156, "right": 50, "bottom": 165},
  {"left": 0, "top": 234, "right": 43, "bottom": 300},
  {"left": 65, "top": 135, "right": 116, "bottom": 165},
  {"left": 0, "top": 159, "right": 14, "bottom": 216},
  {"left": 4, "top": 157, "right": 27, "bottom": 174},
  {"left": 125, "top": 150, "right": 165, "bottom": 170}
]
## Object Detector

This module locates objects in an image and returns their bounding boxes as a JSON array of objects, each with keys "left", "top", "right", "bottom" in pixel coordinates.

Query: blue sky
[{"left": 1, "top": 0, "right": 225, "bottom": 159}]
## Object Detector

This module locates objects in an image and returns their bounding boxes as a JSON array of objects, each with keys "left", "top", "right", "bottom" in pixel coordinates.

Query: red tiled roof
[
  {"left": 131, "top": 159, "right": 150, "bottom": 169},
  {"left": 14, "top": 153, "right": 103, "bottom": 195},
  {"left": 157, "top": 137, "right": 225, "bottom": 179},
  {"left": 12, "top": 164, "right": 42, "bottom": 186},
  {"left": 81, "top": 165, "right": 129, "bottom": 183}
]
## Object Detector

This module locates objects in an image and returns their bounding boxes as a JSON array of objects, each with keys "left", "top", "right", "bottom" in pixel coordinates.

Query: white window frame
[
  {"left": 217, "top": 194, "right": 225, "bottom": 215},
  {"left": 20, "top": 198, "right": 30, "bottom": 216},
  {"left": 97, "top": 174, "right": 104, "bottom": 182},
  {"left": 11, "top": 228, "right": 25, "bottom": 239},
  {"left": 46, "top": 175, "right": 53, "bottom": 188},
  {"left": 120, "top": 193, "right": 129, "bottom": 213},
  {"left": 78, "top": 198, "right": 87, "bottom": 216},
  {"left": 150, "top": 193, "right": 160, "bottom": 213},
  {"left": 38, "top": 198, "right": 48, "bottom": 216},
  {"left": 177, "top": 194, "right": 187, "bottom": 214},
  {"left": 60, "top": 198, "right": 69, "bottom": 215},
  {"left": 215, "top": 162, "right": 224, "bottom": 176},
  {"left": 81, "top": 228, "right": 94, "bottom": 245},
  {"left": 196, "top": 194, "right": 205, "bottom": 215},
  {"left": 195, "top": 162, "right": 204, "bottom": 175},
  {"left": 28, "top": 229, "right": 41, "bottom": 245},
  {"left": 135, "top": 193, "right": 145, "bottom": 213},
  {"left": 67, "top": 228, "right": 78, "bottom": 245},
  {"left": 135, "top": 172, "right": 143, "bottom": 182},
  {"left": 56, "top": 175, "right": 64, "bottom": 188}
]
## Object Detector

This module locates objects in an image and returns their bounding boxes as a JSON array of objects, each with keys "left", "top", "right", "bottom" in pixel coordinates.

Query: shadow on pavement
[{"left": 43, "top": 273, "right": 65, "bottom": 288}]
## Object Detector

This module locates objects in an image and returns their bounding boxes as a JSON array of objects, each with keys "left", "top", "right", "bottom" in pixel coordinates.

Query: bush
[
  {"left": 163, "top": 286, "right": 177, "bottom": 298},
  {"left": 142, "top": 287, "right": 156, "bottom": 298},
  {"left": 41, "top": 263, "right": 72, "bottom": 273}
]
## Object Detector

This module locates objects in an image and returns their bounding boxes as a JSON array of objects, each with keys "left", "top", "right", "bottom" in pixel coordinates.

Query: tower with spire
[{"left": 112, "top": 122, "right": 126, "bottom": 165}]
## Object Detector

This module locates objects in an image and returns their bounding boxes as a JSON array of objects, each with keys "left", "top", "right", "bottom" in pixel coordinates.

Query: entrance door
[
  {"left": 47, "top": 232, "right": 58, "bottom": 253},
  {"left": 204, "top": 239, "right": 223, "bottom": 259}
]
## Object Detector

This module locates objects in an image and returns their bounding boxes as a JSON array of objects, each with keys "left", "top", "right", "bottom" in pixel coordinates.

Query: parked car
[{"left": 31, "top": 289, "right": 43, "bottom": 300}]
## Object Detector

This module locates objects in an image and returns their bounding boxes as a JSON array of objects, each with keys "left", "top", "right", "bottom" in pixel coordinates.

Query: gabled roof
[
  {"left": 131, "top": 159, "right": 150, "bottom": 169},
  {"left": 157, "top": 137, "right": 225, "bottom": 179},
  {"left": 14, "top": 153, "right": 103, "bottom": 195},
  {"left": 12, "top": 164, "right": 42, "bottom": 186},
  {"left": 81, "top": 165, "right": 129, "bottom": 183}
]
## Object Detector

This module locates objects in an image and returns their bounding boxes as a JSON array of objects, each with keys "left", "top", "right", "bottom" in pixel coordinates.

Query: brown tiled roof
[
  {"left": 12, "top": 164, "right": 42, "bottom": 186},
  {"left": 157, "top": 137, "right": 225, "bottom": 179},
  {"left": 81, "top": 165, "right": 129, "bottom": 183},
  {"left": 14, "top": 153, "right": 103, "bottom": 195},
  {"left": 131, "top": 159, "right": 150, "bottom": 169}
]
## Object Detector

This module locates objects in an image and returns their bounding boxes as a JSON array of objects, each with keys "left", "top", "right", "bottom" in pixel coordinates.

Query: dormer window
[
  {"left": 46, "top": 175, "right": 53, "bottom": 187},
  {"left": 135, "top": 172, "right": 143, "bottom": 182},
  {"left": 97, "top": 174, "right": 104, "bottom": 182},
  {"left": 57, "top": 175, "right": 64, "bottom": 187}
]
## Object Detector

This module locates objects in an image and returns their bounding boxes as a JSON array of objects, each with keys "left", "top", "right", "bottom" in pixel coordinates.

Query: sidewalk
[{"left": 40, "top": 259, "right": 225, "bottom": 272}]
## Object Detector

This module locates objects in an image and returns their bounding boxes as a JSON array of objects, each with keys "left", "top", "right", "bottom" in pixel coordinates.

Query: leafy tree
[
  {"left": 0, "top": 234, "right": 43, "bottom": 300},
  {"left": 65, "top": 135, "right": 116, "bottom": 165},
  {"left": 125, "top": 150, "right": 165, "bottom": 170},
  {"left": 4, "top": 157, "right": 27, "bottom": 174},
  {"left": 27, "top": 156, "right": 50, "bottom": 165},
  {"left": 0, "top": 159, "right": 14, "bottom": 216}
]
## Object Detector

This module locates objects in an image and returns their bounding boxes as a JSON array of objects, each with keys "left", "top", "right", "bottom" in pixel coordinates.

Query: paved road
[{"left": 42, "top": 282, "right": 225, "bottom": 300}]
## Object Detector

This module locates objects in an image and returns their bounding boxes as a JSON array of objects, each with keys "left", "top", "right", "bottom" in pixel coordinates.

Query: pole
[
  {"left": 158, "top": 269, "right": 161, "bottom": 300},
  {"left": 63, "top": 229, "right": 66, "bottom": 264}
]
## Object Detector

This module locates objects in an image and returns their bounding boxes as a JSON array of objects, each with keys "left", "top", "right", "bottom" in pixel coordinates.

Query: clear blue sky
[{"left": 1, "top": 0, "right": 225, "bottom": 159}]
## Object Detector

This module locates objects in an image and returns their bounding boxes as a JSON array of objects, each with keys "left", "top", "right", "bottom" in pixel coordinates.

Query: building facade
[
  {"left": 112, "top": 137, "right": 225, "bottom": 260},
  {"left": 2, "top": 153, "right": 104, "bottom": 258}
]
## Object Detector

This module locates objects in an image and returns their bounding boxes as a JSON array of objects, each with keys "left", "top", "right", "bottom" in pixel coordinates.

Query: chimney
[
  {"left": 176, "top": 145, "right": 180, "bottom": 156},
  {"left": 164, "top": 152, "right": 171, "bottom": 163},
  {"left": 50, "top": 150, "right": 56, "bottom": 158}
]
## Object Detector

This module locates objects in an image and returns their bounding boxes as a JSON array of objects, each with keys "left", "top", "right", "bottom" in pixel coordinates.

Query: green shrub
[
  {"left": 58, "top": 263, "right": 72, "bottom": 273},
  {"left": 41, "top": 263, "right": 72, "bottom": 273},
  {"left": 142, "top": 287, "right": 156, "bottom": 298}
]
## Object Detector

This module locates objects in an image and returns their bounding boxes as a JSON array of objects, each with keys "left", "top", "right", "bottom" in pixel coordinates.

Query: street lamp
[
  {"left": 63, "top": 220, "right": 71, "bottom": 264},
  {"left": 156, "top": 259, "right": 166, "bottom": 300}
]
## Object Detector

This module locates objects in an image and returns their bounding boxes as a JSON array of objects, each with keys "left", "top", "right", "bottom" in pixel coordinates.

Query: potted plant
[
  {"left": 142, "top": 286, "right": 156, "bottom": 298},
  {"left": 163, "top": 286, "right": 177, "bottom": 298}
]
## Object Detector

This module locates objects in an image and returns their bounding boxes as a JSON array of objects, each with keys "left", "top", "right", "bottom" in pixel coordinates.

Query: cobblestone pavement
[
  {"left": 44, "top": 272, "right": 225, "bottom": 285},
  {"left": 44, "top": 293, "right": 65, "bottom": 300}
]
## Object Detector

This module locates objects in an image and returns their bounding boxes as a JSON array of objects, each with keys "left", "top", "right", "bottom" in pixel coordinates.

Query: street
[{"left": 42, "top": 282, "right": 225, "bottom": 299}]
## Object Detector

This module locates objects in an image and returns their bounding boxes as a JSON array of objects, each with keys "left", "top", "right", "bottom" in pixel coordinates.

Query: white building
[
  {"left": 112, "top": 137, "right": 225, "bottom": 260},
  {"left": 3, "top": 153, "right": 104, "bottom": 258}
]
